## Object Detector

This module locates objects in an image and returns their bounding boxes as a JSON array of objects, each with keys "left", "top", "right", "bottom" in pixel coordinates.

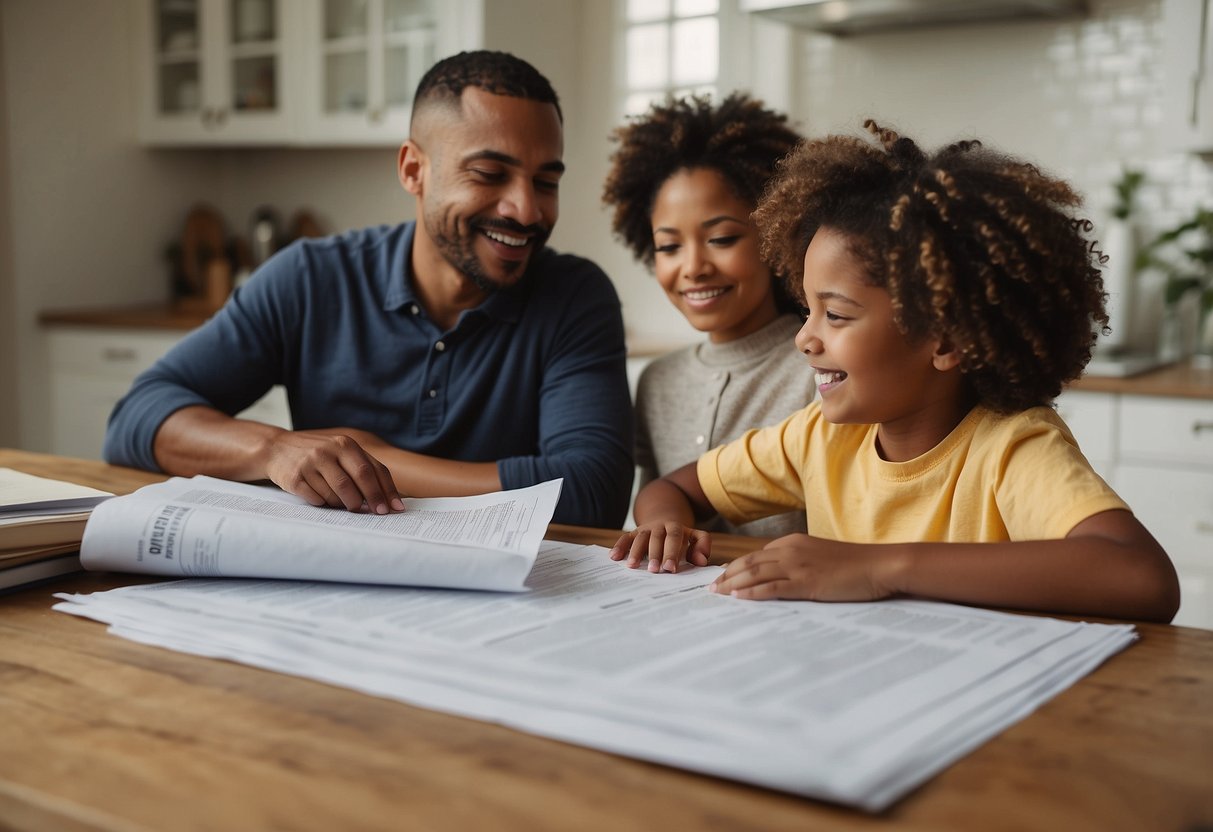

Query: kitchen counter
[
  {"left": 39, "top": 302, "right": 211, "bottom": 331},
  {"left": 1069, "top": 359, "right": 1213, "bottom": 400}
]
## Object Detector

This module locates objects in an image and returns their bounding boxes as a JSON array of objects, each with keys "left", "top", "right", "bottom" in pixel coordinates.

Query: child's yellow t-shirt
[{"left": 696, "top": 402, "right": 1128, "bottom": 543}]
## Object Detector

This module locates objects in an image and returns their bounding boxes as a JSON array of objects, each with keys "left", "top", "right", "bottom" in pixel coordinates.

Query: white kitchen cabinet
[
  {"left": 137, "top": 0, "right": 300, "bottom": 145},
  {"left": 46, "top": 327, "right": 291, "bottom": 461},
  {"left": 1162, "top": 0, "right": 1213, "bottom": 153},
  {"left": 1057, "top": 389, "right": 1213, "bottom": 630},
  {"left": 135, "top": 0, "right": 483, "bottom": 146},
  {"left": 299, "top": 0, "right": 479, "bottom": 145},
  {"left": 1054, "top": 389, "right": 1116, "bottom": 470}
]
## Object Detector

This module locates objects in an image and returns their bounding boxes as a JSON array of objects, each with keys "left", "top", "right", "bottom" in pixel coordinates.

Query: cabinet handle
[
  {"left": 101, "top": 347, "right": 137, "bottom": 362},
  {"left": 368, "top": 107, "right": 383, "bottom": 124},
  {"left": 1193, "top": 421, "right": 1213, "bottom": 436},
  {"left": 1192, "top": 76, "right": 1202, "bottom": 128},
  {"left": 200, "top": 108, "right": 228, "bottom": 129},
  {"left": 1195, "top": 0, "right": 1210, "bottom": 126},
  {"left": 1196, "top": 0, "right": 1210, "bottom": 126}
]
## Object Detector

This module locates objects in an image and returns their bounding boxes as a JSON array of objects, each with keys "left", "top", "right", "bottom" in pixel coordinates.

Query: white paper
[
  {"left": 0, "top": 467, "right": 112, "bottom": 517},
  {"left": 54, "top": 542, "right": 1136, "bottom": 811},
  {"left": 80, "top": 476, "right": 562, "bottom": 591},
  {"left": 0, "top": 510, "right": 91, "bottom": 530}
]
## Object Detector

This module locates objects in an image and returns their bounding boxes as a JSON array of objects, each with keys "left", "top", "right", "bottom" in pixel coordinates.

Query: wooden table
[{"left": 1, "top": 450, "right": 1210, "bottom": 831}]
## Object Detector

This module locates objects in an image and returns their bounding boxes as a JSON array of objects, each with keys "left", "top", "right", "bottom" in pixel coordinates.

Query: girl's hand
[
  {"left": 608, "top": 522, "right": 712, "bottom": 573},
  {"left": 708, "top": 534, "right": 898, "bottom": 601}
]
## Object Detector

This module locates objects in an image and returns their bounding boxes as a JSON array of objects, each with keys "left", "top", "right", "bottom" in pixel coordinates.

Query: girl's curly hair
[
  {"left": 754, "top": 120, "right": 1109, "bottom": 413},
  {"left": 602, "top": 93, "right": 802, "bottom": 267}
]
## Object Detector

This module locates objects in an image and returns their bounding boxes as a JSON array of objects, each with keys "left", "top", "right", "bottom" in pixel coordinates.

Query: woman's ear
[{"left": 931, "top": 338, "right": 962, "bottom": 372}]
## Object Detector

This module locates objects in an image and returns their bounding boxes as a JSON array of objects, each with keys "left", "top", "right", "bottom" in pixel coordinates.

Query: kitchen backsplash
[{"left": 794, "top": 0, "right": 1212, "bottom": 353}]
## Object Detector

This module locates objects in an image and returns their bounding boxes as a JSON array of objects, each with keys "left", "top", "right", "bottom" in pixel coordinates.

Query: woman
[{"left": 603, "top": 93, "right": 809, "bottom": 537}]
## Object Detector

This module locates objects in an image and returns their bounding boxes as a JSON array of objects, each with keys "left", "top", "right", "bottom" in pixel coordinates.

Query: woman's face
[{"left": 650, "top": 168, "right": 779, "bottom": 343}]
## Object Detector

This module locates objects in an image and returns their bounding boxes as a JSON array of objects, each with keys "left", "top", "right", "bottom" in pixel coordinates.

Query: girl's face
[
  {"left": 795, "top": 227, "right": 963, "bottom": 460},
  {"left": 650, "top": 168, "right": 779, "bottom": 344}
]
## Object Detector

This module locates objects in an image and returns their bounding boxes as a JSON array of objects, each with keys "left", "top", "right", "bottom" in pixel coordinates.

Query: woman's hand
[
  {"left": 609, "top": 521, "right": 712, "bottom": 573},
  {"left": 709, "top": 534, "right": 900, "bottom": 601}
]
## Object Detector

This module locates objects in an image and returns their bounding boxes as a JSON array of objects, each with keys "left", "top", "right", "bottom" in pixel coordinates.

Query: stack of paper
[
  {"left": 76, "top": 475, "right": 562, "bottom": 589},
  {"left": 53, "top": 540, "right": 1136, "bottom": 811},
  {"left": 1, "top": 468, "right": 113, "bottom": 591}
]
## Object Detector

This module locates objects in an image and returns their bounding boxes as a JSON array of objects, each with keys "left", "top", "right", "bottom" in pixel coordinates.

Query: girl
[
  {"left": 609, "top": 121, "right": 1180, "bottom": 623},
  {"left": 602, "top": 94, "right": 810, "bottom": 537}
]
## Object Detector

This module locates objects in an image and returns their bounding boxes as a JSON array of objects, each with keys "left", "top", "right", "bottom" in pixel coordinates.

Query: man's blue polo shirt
[{"left": 104, "top": 223, "right": 635, "bottom": 527}]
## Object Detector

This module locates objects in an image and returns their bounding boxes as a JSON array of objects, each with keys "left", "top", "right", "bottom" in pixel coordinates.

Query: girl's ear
[{"left": 931, "top": 338, "right": 962, "bottom": 372}]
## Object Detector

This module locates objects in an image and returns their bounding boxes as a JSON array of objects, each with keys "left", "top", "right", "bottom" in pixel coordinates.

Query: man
[{"left": 104, "top": 51, "right": 634, "bottom": 527}]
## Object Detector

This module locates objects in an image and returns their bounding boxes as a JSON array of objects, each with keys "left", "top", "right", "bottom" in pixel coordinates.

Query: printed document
[
  {"left": 55, "top": 541, "right": 1136, "bottom": 811},
  {"left": 80, "top": 476, "right": 561, "bottom": 591}
]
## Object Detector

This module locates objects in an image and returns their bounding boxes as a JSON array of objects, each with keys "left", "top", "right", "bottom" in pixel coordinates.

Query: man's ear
[
  {"left": 932, "top": 337, "right": 962, "bottom": 372},
  {"left": 398, "top": 139, "right": 425, "bottom": 197}
]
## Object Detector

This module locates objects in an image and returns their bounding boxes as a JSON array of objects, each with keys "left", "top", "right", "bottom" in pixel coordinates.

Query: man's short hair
[{"left": 411, "top": 50, "right": 562, "bottom": 125}]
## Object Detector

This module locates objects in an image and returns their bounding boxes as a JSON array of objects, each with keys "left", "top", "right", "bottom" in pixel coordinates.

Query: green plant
[
  {"left": 1135, "top": 207, "right": 1213, "bottom": 307},
  {"left": 1111, "top": 168, "right": 1145, "bottom": 221}
]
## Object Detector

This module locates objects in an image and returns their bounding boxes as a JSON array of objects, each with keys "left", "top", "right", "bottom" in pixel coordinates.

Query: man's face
[{"left": 412, "top": 87, "right": 564, "bottom": 291}]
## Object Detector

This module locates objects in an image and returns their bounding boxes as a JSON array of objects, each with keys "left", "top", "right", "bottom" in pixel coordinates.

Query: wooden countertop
[
  {"left": 1069, "top": 359, "right": 1213, "bottom": 400},
  {"left": 39, "top": 302, "right": 213, "bottom": 331}
]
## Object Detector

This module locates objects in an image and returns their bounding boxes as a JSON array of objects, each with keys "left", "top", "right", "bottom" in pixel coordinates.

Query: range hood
[{"left": 741, "top": 0, "right": 1086, "bottom": 35}]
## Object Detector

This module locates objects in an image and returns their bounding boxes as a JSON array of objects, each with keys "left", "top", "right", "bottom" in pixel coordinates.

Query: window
[{"left": 620, "top": 0, "right": 720, "bottom": 116}]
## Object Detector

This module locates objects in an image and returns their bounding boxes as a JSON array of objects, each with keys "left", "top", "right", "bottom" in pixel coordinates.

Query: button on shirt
[{"left": 103, "top": 222, "right": 635, "bottom": 527}]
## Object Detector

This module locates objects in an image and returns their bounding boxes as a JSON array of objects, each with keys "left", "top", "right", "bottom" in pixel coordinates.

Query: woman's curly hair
[
  {"left": 754, "top": 120, "right": 1109, "bottom": 413},
  {"left": 603, "top": 93, "right": 802, "bottom": 268}
]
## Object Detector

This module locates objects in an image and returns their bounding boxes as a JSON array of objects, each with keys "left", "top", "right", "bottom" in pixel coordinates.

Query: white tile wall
[{"left": 793, "top": 0, "right": 1213, "bottom": 353}]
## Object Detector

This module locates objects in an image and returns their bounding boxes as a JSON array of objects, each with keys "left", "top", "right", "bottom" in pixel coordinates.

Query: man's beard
[{"left": 426, "top": 209, "right": 549, "bottom": 293}]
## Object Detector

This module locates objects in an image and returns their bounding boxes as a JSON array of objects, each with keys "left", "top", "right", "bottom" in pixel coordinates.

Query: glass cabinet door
[
  {"left": 153, "top": 0, "right": 202, "bottom": 118},
  {"left": 381, "top": 0, "right": 436, "bottom": 117},
  {"left": 227, "top": 0, "right": 281, "bottom": 115},
  {"left": 142, "top": 0, "right": 293, "bottom": 143},
  {"left": 322, "top": 0, "right": 370, "bottom": 115},
  {"left": 317, "top": 0, "right": 435, "bottom": 140},
  {"left": 140, "top": 0, "right": 459, "bottom": 144}
]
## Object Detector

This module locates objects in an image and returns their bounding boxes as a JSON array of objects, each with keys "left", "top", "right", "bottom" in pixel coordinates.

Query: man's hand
[
  {"left": 609, "top": 521, "right": 712, "bottom": 573},
  {"left": 708, "top": 534, "right": 896, "bottom": 601},
  {"left": 265, "top": 429, "right": 404, "bottom": 515}
]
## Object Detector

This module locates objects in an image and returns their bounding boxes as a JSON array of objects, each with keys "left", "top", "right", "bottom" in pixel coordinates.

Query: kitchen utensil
[
  {"left": 249, "top": 206, "right": 281, "bottom": 267},
  {"left": 179, "top": 205, "right": 226, "bottom": 298}
]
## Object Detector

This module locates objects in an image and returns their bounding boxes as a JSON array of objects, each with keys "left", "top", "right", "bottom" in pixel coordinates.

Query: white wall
[
  {"left": 1, "top": 0, "right": 216, "bottom": 452},
  {"left": 210, "top": 147, "right": 408, "bottom": 242},
  {"left": 0, "top": 11, "right": 18, "bottom": 447},
  {"left": 789, "top": 0, "right": 1213, "bottom": 352}
]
